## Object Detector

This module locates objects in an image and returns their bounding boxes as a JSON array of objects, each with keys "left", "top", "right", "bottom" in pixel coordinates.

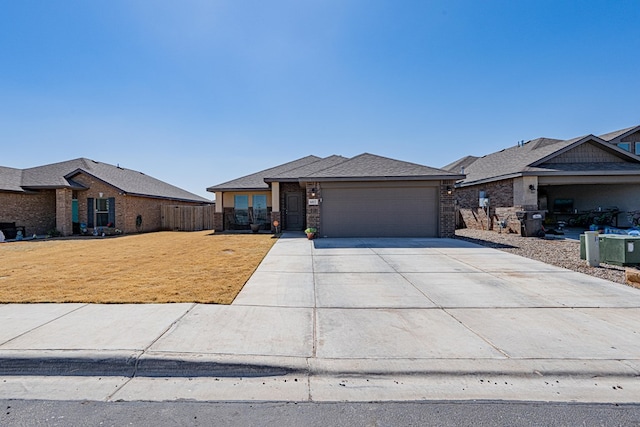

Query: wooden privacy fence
[{"left": 161, "top": 205, "right": 216, "bottom": 231}]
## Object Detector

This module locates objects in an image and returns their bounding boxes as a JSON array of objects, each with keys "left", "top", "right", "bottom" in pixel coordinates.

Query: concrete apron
[{"left": 1, "top": 233, "right": 640, "bottom": 402}]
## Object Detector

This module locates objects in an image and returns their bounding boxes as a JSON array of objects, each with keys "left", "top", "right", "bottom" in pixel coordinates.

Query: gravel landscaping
[{"left": 454, "top": 228, "right": 627, "bottom": 285}]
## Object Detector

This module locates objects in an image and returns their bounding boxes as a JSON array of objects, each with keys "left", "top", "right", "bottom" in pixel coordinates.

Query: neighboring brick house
[
  {"left": 444, "top": 126, "right": 640, "bottom": 234},
  {"left": 207, "top": 153, "right": 464, "bottom": 238},
  {"left": 0, "top": 158, "right": 212, "bottom": 237}
]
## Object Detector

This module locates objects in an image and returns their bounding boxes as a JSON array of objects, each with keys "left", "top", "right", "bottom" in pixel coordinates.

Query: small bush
[{"left": 47, "top": 229, "right": 62, "bottom": 238}]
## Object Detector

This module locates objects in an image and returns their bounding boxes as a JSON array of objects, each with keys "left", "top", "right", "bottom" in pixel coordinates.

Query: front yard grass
[{"left": 0, "top": 231, "right": 276, "bottom": 304}]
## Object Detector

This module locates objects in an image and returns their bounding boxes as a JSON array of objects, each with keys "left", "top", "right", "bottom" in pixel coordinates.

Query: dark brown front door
[{"left": 285, "top": 192, "right": 304, "bottom": 231}]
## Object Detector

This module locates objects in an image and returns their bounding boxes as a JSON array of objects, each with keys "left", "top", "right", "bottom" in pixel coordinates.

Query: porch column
[
  {"left": 213, "top": 191, "right": 224, "bottom": 231},
  {"left": 55, "top": 188, "right": 73, "bottom": 237},
  {"left": 513, "top": 176, "right": 539, "bottom": 210},
  {"left": 271, "top": 182, "right": 281, "bottom": 232}
]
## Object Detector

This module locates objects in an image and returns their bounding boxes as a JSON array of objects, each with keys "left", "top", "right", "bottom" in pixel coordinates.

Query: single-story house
[
  {"left": 0, "top": 158, "right": 212, "bottom": 237},
  {"left": 444, "top": 125, "right": 640, "bottom": 233},
  {"left": 207, "top": 153, "right": 464, "bottom": 238}
]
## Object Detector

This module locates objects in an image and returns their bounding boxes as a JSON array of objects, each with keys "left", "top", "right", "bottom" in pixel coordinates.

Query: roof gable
[
  {"left": 21, "top": 158, "right": 91, "bottom": 188},
  {"left": 539, "top": 141, "right": 626, "bottom": 165},
  {"left": 206, "top": 155, "right": 322, "bottom": 191},
  {"left": 529, "top": 135, "right": 640, "bottom": 166},
  {"left": 460, "top": 134, "right": 640, "bottom": 186},
  {"left": 599, "top": 125, "right": 640, "bottom": 142},
  {"left": 264, "top": 155, "right": 349, "bottom": 182},
  {"left": 302, "top": 153, "right": 464, "bottom": 181}
]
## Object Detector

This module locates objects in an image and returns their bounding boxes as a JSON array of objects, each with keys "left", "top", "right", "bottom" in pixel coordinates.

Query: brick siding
[
  {"left": 305, "top": 182, "right": 321, "bottom": 233},
  {"left": 2, "top": 172, "right": 207, "bottom": 237},
  {"left": 55, "top": 188, "right": 74, "bottom": 236},
  {"left": 456, "top": 178, "right": 525, "bottom": 232},
  {"left": 0, "top": 191, "right": 56, "bottom": 236},
  {"left": 213, "top": 212, "right": 224, "bottom": 231},
  {"left": 440, "top": 180, "right": 456, "bottom": 237},
  {"left": 270, "top": 211, "right": 281, "bottom": 233}
]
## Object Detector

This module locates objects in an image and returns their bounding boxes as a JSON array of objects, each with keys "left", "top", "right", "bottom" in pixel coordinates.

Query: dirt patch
[{"left": 0, "top": 231, "right": 277, "bottom": 304}]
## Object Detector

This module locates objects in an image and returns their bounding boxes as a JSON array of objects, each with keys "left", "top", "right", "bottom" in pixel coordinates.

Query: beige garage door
[{"left": 321, "top": 182, "right": 439, "bottom": 237}]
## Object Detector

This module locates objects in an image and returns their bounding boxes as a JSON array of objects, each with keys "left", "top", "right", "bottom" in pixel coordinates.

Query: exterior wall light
[{"left": 446, "top": 186, "right": 453, "bottom": 195}]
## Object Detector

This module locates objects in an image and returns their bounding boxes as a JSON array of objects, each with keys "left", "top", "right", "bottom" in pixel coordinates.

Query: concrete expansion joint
[{"left": 131, "top": 303, "right": 199, "bottom": 378}]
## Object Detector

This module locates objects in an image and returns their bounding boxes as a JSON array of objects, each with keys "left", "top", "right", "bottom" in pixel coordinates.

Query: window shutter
[
  {"left": 108, "top": 197, "right": 116, "bottom": 226},
  {"left": 87, "top": 198, "right": 94, "bottom": 228}
]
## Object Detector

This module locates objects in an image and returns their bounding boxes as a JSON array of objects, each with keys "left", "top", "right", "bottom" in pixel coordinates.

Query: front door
[
  {"left": 285, "top": 192, "right": 304, "bottom": 231},
  {"left": 72, "top": 199, "right": 79, "bottom": 234}
]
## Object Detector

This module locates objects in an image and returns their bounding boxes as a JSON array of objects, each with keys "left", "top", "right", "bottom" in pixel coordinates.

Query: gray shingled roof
[
  {"left": 301, "top": 153, "right": 465, "bottom": 181},
  {"left": 263, "top": 155, "right": 349, "bottom": 182},
  {"left": 207, "top": 153, "right": 463, "bottom": 192},
  {"left": 2, "top": 158, "right": 210, "bottom": 202},
  {"left": 0, "top": 166, "right": 24, "bottom": 192},
  {"left": 206, "top": 155, "right": 322, "bottom": 191},
  {"left": 599, "top": 125, "right": 640, "bottom": 142},
  {"left": 442, "top": 155, "right": 480, "bottom": 173},
  {"left": 458, "top": 135, "right": 640, "bottom": 186}
]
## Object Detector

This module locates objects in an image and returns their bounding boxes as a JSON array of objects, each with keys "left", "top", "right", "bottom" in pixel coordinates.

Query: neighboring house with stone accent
[
  {"left": 444, "top": 126, "right": 640, "bottom": 234},
  {"left": 0, "top": 158, "right": 212, "bottom": 237},
  {"left": 207, "top": 153, "right": 464, "bottom": 238}
]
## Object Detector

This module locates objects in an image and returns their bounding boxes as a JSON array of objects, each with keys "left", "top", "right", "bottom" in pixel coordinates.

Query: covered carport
[{"left": 539, "top": 173, "right": 640, "bottom": 227}]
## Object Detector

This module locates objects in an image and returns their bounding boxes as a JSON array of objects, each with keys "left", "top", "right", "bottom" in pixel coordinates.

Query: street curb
[
  {"left": 1, "top": 352, "right": 639, "bottom": 379},
  {"left": 0, "top": 355, "right": 138, "bottom": 377}
]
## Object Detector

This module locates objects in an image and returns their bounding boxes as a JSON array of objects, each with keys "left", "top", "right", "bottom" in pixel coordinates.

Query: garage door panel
[{"left": 321, "top": 185, "right": 438, "bottom": 237}]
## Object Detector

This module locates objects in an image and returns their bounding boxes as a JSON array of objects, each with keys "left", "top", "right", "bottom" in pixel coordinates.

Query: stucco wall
[{"left": 513, "top": 176, "right": 538, "bottom": 208}]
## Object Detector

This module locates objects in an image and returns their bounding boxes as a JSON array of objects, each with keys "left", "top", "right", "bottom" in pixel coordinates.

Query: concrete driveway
[
  {"left": 2, "top": 233, "right": 640, "bottom": 402},
  {"left": 229, "top": 234, "right": 640, "bottom": 364}
]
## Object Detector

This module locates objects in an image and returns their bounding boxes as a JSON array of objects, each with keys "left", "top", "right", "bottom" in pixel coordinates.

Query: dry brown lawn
[{"left": 0, "top": 231, "right": 277, "bottom": 304}]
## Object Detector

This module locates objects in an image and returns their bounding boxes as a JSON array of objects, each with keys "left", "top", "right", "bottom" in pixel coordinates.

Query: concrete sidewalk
[{"left": 1, "top": 233, "right": 640, "bottom": 402}]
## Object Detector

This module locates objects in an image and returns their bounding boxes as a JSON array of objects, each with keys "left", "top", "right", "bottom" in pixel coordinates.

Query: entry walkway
[{"left": 1, "top": 233, "right": 640, "bottom": 402}]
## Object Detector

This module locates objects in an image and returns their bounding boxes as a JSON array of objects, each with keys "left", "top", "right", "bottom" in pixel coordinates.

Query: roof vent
[{"left": 460, "top": 166, "right": 465, "bottom": 174}]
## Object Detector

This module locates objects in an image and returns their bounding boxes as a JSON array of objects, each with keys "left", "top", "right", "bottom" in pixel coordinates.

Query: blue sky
[{"left": 1, "top": 1, "right": 639, "bottom": 200}]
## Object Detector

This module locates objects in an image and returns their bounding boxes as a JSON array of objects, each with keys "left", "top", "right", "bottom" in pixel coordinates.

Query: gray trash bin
[{"left": 522, "top": 218, "right": 543, "bottom": 237}]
